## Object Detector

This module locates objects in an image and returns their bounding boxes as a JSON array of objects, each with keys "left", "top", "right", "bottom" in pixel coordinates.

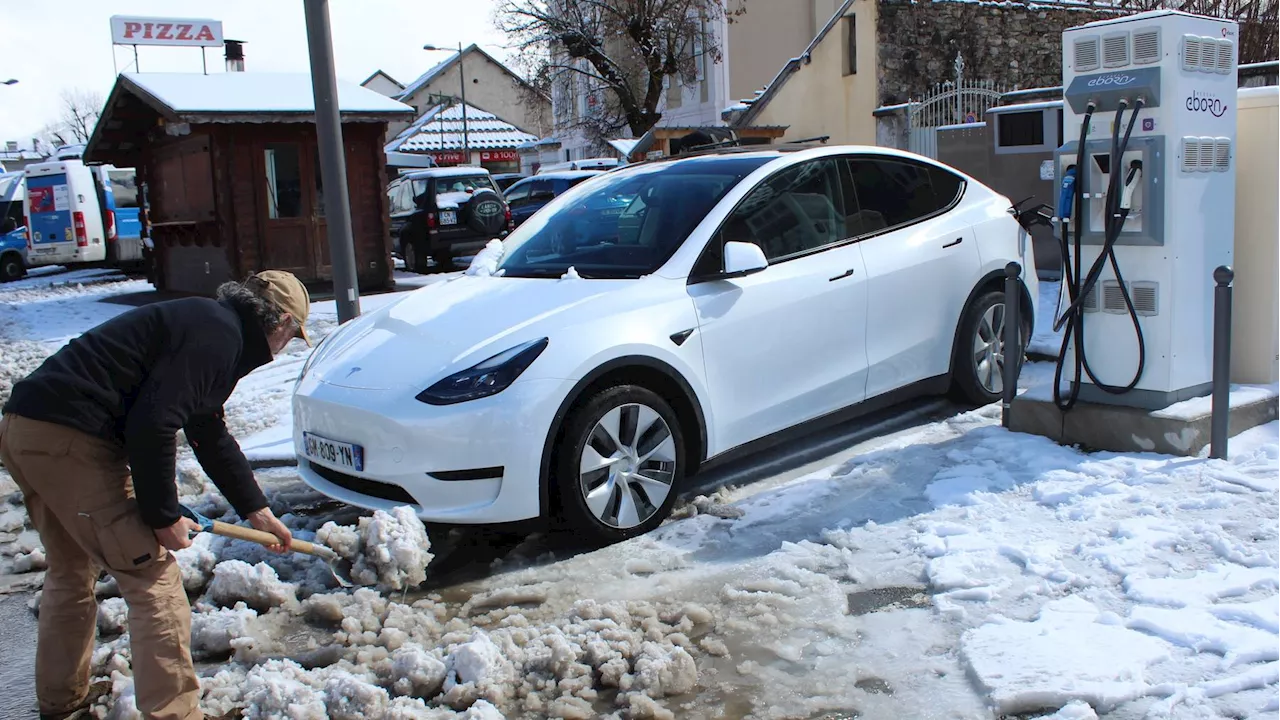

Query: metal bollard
[
  {"left": 1209, "top": 265, "right": 1234, "bottom": 460},
  {"left": 1002, "top": 261, "right": 1022, "bottom": 429}
]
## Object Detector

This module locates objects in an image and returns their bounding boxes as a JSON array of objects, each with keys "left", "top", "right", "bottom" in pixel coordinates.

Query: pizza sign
[{"left": 110, "top": 16, "right": 224, "bottom": 47}]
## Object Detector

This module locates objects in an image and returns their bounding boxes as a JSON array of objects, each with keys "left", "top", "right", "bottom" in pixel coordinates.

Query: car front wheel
[
  {"left": 951, "top": 289, "right": 1029, "bottom": 405},
  {"left": 555, "top": 385, "right": 685, "bottom": 545},
  {"left": 0, "top": 252, "right": 24, "bottom": 283}
]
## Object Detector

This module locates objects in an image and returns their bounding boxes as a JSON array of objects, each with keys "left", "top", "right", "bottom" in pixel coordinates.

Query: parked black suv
[{"left": 388, "top": 168, "right": 512, "bottom": 273}]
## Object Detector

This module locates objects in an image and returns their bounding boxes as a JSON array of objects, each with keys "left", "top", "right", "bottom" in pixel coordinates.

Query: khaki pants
[{"left": 0, "top": 414, "right": 202, "bottom": 720}]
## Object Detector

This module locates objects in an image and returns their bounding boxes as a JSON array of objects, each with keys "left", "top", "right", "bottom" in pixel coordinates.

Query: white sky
[{"left": 0, "top": 0, "right": 515, "bottom": 144}]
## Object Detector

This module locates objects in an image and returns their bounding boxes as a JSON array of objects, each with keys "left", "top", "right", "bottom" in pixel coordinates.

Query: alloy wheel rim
[
  {"left": 973, "top": 302, "right": 1007, "bottom": 395},
  {"left": 579, "top": 402, "right": 677, "bottom": 529}
]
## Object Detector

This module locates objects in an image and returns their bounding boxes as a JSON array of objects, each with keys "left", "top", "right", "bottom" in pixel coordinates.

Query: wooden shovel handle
[{"left": 208, "top": 520, "right": 326, "bottom": 557}]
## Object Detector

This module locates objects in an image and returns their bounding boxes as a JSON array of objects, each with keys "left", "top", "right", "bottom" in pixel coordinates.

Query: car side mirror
[{"left": 722, "top": 241, "right": 768, "bottom": 278}]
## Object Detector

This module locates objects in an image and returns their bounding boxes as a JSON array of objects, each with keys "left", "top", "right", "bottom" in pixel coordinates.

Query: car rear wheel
[
  {"left": 0, "top": 252, "right": 24, "bottom": 283},
  {"left": 403, "top": 242, "right": 430, "bottom": 274},
  {"left": 951, "top": 290, "right": 1029, "bottom": 405},
  {"left": 555, "top": 385, "right": 685, "bottom": 545}
]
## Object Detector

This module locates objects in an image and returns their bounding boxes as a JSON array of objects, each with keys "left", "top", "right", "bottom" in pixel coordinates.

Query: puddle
[{"left": 845, "top": 586, "right": 931, "bottom": 616}]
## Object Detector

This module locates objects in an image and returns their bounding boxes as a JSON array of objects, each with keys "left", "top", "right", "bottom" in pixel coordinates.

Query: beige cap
[{"left": 247, "top": 270, "right": 312, "bottom": 346}]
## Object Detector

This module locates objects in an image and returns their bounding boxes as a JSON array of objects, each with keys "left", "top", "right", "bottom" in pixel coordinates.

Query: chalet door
[{"left": 261, "top": 141, "right": 315, "bottom": 279}]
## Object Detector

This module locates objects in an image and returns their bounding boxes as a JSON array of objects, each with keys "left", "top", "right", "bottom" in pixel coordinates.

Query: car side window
[
  {"left": 845, "top": 158, "right": 940, "bottom": 231},
  {"left": 529, "top": 180, "right": 555, "bottom": 202},
  {"left": 717, "top": 158, "right": 847, "bottom": 263},
  {"left": 504, "top": 180, "right": 532, "bottom": 206},
  {"left": 929, "top": 166, "right": 965, "bottom": 210}
]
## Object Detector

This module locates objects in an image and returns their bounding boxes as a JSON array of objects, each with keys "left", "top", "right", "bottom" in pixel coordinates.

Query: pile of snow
[
  {"left": 0, "top": 340, "right": 57, "bottom": 406},
  {"left": 316, "top": 506, "right": 433, "bottom": 591},
  {"left": 206, "top": 559, "right": 299, "bottom": 611},
  {"left": 465, "top": 239, "right": 504, "bottom": 277},
  {"left": 560, "top": 266, "right": 580, "bottom": 281}
]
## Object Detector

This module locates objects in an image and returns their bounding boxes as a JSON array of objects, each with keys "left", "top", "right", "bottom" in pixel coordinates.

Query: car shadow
[{"left": 417, "top": 395, "right": 977, "bottom": 591}]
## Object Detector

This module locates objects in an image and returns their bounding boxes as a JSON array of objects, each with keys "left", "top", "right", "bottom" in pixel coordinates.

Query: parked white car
[{"left": 293, "top": 146, "right": 1037, "bottom": 544}]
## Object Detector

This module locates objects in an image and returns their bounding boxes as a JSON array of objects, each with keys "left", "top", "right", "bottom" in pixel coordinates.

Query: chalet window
[
  {"left": 264, "top": 143, "right": 303, "bottom": 219},
  {"left": 844, "top": 15, "right": 857, "bottom": 76}
]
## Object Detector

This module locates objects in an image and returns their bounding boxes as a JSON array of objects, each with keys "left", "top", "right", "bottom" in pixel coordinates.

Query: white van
[{"left": 22, "top": 159, "right": 108, "bottom": 267}]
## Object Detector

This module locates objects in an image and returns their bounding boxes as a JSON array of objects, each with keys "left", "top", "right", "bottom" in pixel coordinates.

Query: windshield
[{"left": 496, "top": 156, "right": 769, "bottom": 279}]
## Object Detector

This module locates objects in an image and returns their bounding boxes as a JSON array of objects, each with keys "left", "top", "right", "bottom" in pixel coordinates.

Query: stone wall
[{"left": 875, "top": 1, "right": 1119, "bottom": 106}]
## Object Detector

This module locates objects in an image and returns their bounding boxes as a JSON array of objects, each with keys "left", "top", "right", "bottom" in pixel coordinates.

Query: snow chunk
[
  {"left": 316, "top": 506, "right": 433, "bottom": 591},
  {"left": 13, "top": 547, "right": 45, "bottom": 572},
  {"left": 190, "top": 602, "right": 268, "bottom": 660},
  {"left": 97, "top": 597, "right": 128, "bottom": 636},
  {"left": 324, "top": 670, "right": 391, "bottom": 719},
  {"left": 173, "top": 532, "right": 219, "bottom": 593},
  {"left": 1043, "top": 700, "right": 1099, "bottom": 719},
  {"left": 961, "top": 595, "right": 1172, "bottom": 714},
  {"left": 560, "top": 266, "right": 580, "bottom": 280},
  {"left": 206, "top": 559, "right": 299, "bottom": 611},
  {"left": 1123, "top": 565, "right": 1278, "bottom": 608},
  {"left": 465, "top": 240, "right": 504, "bottom": 277},
  {"left": 442, "top": 631, "right": 517, "bottom": 707},
  {"left": 388, "top": 644, "right": 448, "bottom": 698},
  {"left": 631, "top": 641, "right": 697, "bottom": 697}
]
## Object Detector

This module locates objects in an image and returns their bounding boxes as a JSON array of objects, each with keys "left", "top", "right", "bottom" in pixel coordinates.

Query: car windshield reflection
[{"left": 496, "top": 156, "right": 770, "bottom": 279}]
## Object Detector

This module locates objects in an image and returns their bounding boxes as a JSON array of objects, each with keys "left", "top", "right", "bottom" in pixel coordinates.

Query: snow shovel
[{"left": 180, "top": 505, "right": 354, "bottom": 588}]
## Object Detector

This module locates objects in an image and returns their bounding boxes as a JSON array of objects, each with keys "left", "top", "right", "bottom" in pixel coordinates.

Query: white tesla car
[{"left": 293, "top": 146, "right": 1037, "bottom": 544}]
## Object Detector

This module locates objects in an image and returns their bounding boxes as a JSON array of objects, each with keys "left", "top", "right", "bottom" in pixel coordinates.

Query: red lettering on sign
[
  {"left": 177, "top": 24, "right": 194, "bottom": 40},
  {"left": 195, "top": 25, "right": 215, "bottom": 41},
  {"left": 123, "top": 21, "right": 141, "bottom": 38},
  {"left": 156, "top": 23, "right": 174, "bottom": 40},
  {"left": 142, "top": 23, "right": 154, "bottom": 38}
]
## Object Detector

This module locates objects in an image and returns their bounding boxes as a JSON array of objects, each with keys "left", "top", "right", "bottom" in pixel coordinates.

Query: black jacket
[{"left": 3, "top": 296, "right": 273, "bottom": 528}]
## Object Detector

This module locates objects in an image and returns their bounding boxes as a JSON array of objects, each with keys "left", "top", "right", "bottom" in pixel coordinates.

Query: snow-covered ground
[{"left": 0, "top": 270, "right": 1276, "bottom": 719}]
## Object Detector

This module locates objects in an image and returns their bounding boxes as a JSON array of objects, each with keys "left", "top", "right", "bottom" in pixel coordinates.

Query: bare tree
[
  {"left": 498, "top": 0, "right": 743, "bottom": 146},
  {"left": 40, "top": 88, "right": 105, "bottom": 149}
]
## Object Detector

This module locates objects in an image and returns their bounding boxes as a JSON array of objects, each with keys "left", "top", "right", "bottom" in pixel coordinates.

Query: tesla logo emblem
[{"left": 345, "top": 366, "right": 362, "bottom": 378}]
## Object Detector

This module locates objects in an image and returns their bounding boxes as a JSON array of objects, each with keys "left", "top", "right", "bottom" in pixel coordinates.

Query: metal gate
[{"left": 907, "top": 54, "right": 1005, "bottom": 158}]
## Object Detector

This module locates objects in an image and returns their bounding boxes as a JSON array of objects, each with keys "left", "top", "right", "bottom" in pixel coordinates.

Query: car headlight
[{"left": 416, "top": 338, "right": 548, "bottom": 405}]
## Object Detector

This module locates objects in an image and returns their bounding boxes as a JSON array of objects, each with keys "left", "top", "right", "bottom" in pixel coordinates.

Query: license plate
[
  {"left": 303, "top": 432, "right": 364, "bottom": 472},
  {"left": 440, "top": 210, "right": 457, "bottom": 225}
]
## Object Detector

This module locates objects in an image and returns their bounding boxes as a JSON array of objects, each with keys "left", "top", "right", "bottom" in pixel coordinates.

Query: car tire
[
  {"left": 0, "top": 252, "right": 24, "bottom": 283},
  {"left": 950, "top": 289, "right": 1030, "bottom": 405},
  {"left": 554, "top": 385, "right": 686, "bottom": 545},
  {"left": 432, "top": 249, "right": 455, "bottom": 274},
  {"left": 403, "top": 242, "right": 431, "bottom": 274}
]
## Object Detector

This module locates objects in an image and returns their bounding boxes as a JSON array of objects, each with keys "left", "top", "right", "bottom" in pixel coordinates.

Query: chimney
[
  {"left": 224, "top": 40, "right": 246, "bottom": 72},
  {"left": 5, "top": 141, "right": 16, "bottom": 153}
]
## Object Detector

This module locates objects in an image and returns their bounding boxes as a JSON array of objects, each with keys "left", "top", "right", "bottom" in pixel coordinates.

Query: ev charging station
[{"left": 1050, "top": 10, "right": 1238, "bottom": 411}]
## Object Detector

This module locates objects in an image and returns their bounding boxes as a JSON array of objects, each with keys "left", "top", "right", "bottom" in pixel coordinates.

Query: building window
[
  {"left": 844, "top": 15, "right": 857, "bottom": 76},
  {"left": 997, "top": 111, "right": 1046, "bottom": 147},
  {"left": 667, "top": 75, "right": 683, "bottom": 109},
  {"left": 264, "top": 143, "right": 302, "bottom": 219}
]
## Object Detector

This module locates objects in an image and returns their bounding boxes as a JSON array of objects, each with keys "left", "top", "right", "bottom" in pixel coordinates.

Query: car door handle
[
  {"left": 829, "top": 268, "right": 855, "bottom": 281},
  {"left": 942, "top": 237, "right": 963, "bottom": 249}
]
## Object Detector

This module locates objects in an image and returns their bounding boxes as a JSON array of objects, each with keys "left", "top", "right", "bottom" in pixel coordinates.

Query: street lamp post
[
  {"left": 423, "top": 43, "right": 469, "bottom": 165},
  {"left": 1, "top": 79, "right": 17, "bottom": 86}
]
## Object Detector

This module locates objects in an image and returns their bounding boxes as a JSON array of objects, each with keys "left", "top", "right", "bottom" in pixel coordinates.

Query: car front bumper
[{"left": 292, "top": 377, "right": 570, "bottom": 524}]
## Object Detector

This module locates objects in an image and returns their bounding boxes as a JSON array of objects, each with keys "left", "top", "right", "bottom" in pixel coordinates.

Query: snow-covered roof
[
  {"left": 385, "top": 102, "right": 538, "bottom": 154},
  {"left": 396, "top": 45, "right": 547, "bottom": 105},
  {"left": 121, "top": 72, "right": 414, "bottom": 117},
  {"left": 606, "top": 138, "right": 640, "bottom": 157}
]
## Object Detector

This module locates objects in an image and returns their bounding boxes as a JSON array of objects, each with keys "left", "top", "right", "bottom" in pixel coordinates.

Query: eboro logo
[{"left": 1185, "top": 90, "right": 1228, "bottom": 117}]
